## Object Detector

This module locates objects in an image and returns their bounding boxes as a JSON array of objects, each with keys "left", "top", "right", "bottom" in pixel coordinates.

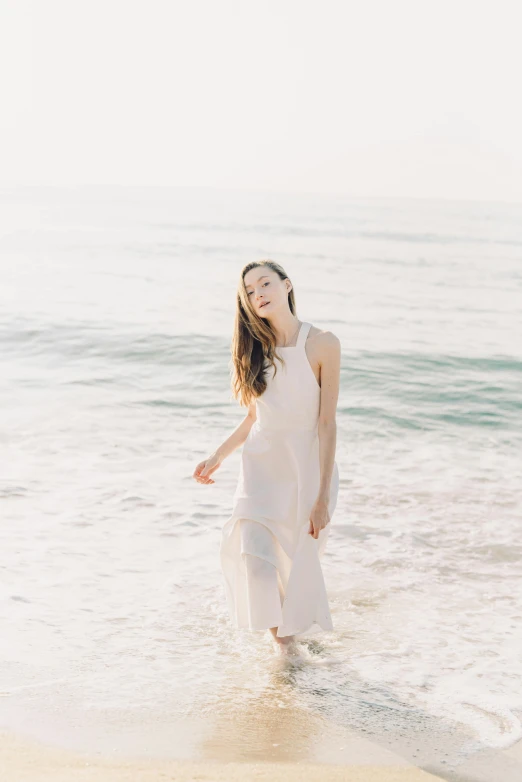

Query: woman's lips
[{"left": 260, "top": 301, "right": 270, "bottom": 308}]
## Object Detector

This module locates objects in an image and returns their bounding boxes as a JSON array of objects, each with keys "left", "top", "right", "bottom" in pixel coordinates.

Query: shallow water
[{"left": 0, "top": 185, "right": 521, "bottom": 779}]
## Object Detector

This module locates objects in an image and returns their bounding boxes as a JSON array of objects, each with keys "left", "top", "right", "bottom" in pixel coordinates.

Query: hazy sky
[{"left": 2, "top": 0, "right": 521, "bottom": 201}]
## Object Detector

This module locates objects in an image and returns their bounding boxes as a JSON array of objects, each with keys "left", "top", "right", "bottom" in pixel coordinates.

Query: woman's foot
[{"left": 269, "top": 627, "right": 299, "bottom": 655}]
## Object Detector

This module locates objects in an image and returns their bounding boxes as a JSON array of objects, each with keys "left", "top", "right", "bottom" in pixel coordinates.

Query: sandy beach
[
  {"left": 3, "top": 718, "right": 522, "bottom": 782},
  {"left": 1, "top": 727, "right": 449, "bottom": 782}
]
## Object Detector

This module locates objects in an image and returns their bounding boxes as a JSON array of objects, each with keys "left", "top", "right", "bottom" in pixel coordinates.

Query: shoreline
[
  {"left": 2, "top": 697, "right": 522, "bottom": 782},
  {"left": 2, "top": 722, "right": 522, "bottom": 782},
  {"left": 0, "top": 727, "right": 446, "bottom": 782}
]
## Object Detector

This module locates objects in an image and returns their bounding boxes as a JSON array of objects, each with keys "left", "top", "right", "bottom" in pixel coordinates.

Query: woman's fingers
[
  {"left": 308, "top": 520, "right": 326, "bottom": 538},
  {"left": 193, "top": 462, "right": 215, "bottom": 484}
]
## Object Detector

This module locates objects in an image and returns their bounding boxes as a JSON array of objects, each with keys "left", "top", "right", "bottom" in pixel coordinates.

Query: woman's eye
[{"left": 247, "top": 282, "right": 269, "bottom": 295}]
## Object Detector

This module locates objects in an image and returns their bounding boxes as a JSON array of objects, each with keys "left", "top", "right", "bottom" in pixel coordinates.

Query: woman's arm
[
  {"left": 317, "top": 332, "right": 341, "bottom": 501},
  {"left": 193, "top": 399, "right": 257, "bottom": 485},
  {"left": 214, "top": 399, "right": 257, "bottom": 463},
  {"left": 308, "top": 331, "right": 341, "bottom": 536}
]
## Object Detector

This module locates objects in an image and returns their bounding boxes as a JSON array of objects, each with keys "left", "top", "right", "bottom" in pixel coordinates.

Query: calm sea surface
[{"left": 1, "top": 186, "right": 521, "bottom": 778}]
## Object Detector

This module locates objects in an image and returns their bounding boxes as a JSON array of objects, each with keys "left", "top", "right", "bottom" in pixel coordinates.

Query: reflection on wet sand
[
  {"left": 195, "top": 645, "right": 409, "bottom": 767},
  {"left": 197, "top": 651, "right": 322, "bottom": 763}
]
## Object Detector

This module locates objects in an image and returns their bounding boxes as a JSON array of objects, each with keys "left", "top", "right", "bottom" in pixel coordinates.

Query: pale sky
[{"left": 1, "top": 0, "right": 521, "bottom": 202}]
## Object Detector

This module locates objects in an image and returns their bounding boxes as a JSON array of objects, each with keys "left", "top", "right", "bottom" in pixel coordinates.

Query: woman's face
[{"left": 243, "top": 268, "right": 290, "bottom": 318}]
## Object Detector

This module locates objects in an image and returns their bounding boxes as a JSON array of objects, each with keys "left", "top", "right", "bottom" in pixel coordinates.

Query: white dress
[{"left": 220, "top": 321, "right": 339, "bottom": 638}]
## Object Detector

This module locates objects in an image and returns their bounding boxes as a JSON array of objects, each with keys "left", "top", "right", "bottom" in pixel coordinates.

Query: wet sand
[
  {"left": 2, "top": 683, "right": 522, "bottom": 782},
  {"left": 1, "top": 727, "right": 447, "bottom": 782}
]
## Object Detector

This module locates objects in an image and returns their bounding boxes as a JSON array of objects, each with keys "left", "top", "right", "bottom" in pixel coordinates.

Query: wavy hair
[{"left": 230, "top": 259, "right": 297, "bottom": 407}]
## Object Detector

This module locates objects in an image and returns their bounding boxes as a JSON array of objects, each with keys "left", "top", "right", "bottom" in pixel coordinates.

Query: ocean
[{"left": 1, "top": 185, "right": 521, "bottom": 779}]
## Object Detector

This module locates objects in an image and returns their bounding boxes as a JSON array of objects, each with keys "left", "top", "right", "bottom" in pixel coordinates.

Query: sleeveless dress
[{"left": 220, "top": 321, "right": 340, "bottom": 638}]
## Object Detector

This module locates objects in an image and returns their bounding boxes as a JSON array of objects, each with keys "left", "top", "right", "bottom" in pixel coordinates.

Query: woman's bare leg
[
  {"left": 241, "top": 523, "right": 299, "bottom": 653},
  {"left": 269, "top": 627, "right": 292, "bottom": 643},
  {"left": 244, "top": 552, "right": 284, "bottom": 631}
]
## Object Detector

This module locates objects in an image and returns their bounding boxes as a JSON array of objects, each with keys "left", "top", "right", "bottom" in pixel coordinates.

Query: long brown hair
[{"left": 230, "top": 259, "right": 297, "bottom": 408}]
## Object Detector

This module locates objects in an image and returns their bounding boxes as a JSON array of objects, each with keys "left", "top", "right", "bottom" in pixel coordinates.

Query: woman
[{"left": 193, "top": 259, "right": 341, "bottom": 655}]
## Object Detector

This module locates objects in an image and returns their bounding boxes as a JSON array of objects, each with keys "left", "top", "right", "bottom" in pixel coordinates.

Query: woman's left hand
[{"left": 308, "top": 497, "right": 331, "bottom": 539}]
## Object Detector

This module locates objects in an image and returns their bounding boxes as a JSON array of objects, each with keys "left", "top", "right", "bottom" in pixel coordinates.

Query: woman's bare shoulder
[{"left": 308, "top": 324, "right": 340, "bottom": 351}]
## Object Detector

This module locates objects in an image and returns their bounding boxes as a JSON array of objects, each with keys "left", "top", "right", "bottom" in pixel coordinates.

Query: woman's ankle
[{"left": 269, "top": 628, "right": 294, "bottom": 644}]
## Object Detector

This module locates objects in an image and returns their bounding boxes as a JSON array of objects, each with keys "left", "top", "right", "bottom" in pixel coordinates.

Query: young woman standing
[{"left": 193, "top": 260, "right": 341, "bottom": 655}]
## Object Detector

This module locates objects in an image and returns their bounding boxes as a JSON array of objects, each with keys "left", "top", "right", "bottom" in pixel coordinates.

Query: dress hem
[
  {"left": 220, "top": 513, "right": 334, "bottom": 639},
  {"left": 229, "top": 617, "right": 335, "bottom": 638}
]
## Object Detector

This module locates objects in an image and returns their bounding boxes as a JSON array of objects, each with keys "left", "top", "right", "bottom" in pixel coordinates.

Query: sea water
[{"left": 0, "top": 185, "right": 521, "bottom": 777}]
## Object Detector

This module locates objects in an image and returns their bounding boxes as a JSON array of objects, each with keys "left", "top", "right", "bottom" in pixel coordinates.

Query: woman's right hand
[{"left": 193, "top": 452, "right": 222, "bottom": 485}]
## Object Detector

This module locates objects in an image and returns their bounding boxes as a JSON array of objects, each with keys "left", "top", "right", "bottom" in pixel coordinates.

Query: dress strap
[{"left": 296, "top": 321, "right": 312, "bottom": 349}]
